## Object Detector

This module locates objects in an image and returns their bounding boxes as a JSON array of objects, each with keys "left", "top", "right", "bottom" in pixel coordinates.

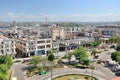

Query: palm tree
[
  {"left": 66, "top": 52, "right": 73, "bottom": 65},
  {"left": 91, "top": 49, "right": 97, "bottom": 80},
  {"left": 109, "top": 36, "right": 120, "bottom": 45},
  {"left": 91, "top": 49, "right": 97, "bottom": 58},
  {"left": 48, "top": 53, "right": 55, "bottom": 62},
  {"left": 47, "top": 48, "right": 54, "bottom": 56},
  {"left": 28, "top": 56, "right": 41, "bottom": 67},
  {"left": 47, "top": 49, "right": 55, "bottom": 80}
]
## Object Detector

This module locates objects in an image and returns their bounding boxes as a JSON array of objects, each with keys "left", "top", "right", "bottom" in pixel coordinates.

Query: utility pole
[{"left": 51, "top": 67, "right": 52, "bottom": 80}]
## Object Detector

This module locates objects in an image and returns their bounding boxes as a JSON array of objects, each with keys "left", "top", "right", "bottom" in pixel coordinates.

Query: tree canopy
[
  {"left": 0, "top": 55, "right": 13, "bottom": 80},
  {"left": 48, "top": 53, "right": 55, "bottom": 61},
  {"left": 91, "top": 49, "right": 98, "bottom": 59},
  {"left": 47, "top": 48, "right": 54, "bottom": 55},
  {"left": 28, "top": 56, "right": 41, "bottom": 67},
  {"left": 109, "top": 36, "right": 120, "bottom": 44},
  {"left": 65, "top": 52, "right": 73, "bottom": 65},
  {"left": 73, "top": 46, "right": 90, "bottom": 65},
  {"left": 116, "top": 45, "right": 120, "bottom": 51},
  {"left": 89, "top": 41, "right": 101, "bottom": 48},
  {"left": 111, "top": 51, "right": 120, "bottom": 64}
]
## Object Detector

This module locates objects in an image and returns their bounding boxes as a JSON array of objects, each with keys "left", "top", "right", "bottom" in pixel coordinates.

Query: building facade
[
  {"left": 15, "top": 37, "right": 52, "bottom": 57},
  {"left": 0, "top": 35, "right": 16, "bottom": 56}
]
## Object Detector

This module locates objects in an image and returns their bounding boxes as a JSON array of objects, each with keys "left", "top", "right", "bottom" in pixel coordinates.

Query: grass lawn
[
  {"left": 6, "top": 70, "right": 12, "bottom": 80},
  {"left": 53, "top": 74, "right": 97, "bottom": 80}
]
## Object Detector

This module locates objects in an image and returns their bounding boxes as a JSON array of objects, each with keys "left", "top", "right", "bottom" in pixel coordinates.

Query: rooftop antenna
[{"left": 45, "top": 17, "right": 47, "bottom": 24}]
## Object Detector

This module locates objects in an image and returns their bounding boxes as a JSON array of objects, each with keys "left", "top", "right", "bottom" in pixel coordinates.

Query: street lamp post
[
  {"left": 91, "top": 48, "right": 97, "bottom": 80},
  {"left": 92, "top": 60, "right": 94, "bottom": 80},
  {"left": 51, "top": 67, "right": 52, "bottom": 80}
]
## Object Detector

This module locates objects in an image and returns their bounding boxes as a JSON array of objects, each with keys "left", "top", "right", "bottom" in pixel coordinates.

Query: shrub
[{"left": 84, "top": 75, "right": 90, "bottom": 79}]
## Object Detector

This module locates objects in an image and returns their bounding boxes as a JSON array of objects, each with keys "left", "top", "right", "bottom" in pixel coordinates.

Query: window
[
  {"left": 1, "top": 46, "right": 3, "bottom": 48},
  {"left": 37, "top": 45, "right": 45, "bottom": 49},
  {"left": 11, "top": 49, "right": 14, "bottom": 52},
  {"left": 7, "top": 49, "right": 9, "bottom": 52},
  {"left": 31, "top": 43, "right": 33, "bottom": 45},
  {"left": 1, "top": 50, "right": 4, "bottom": 54},
  {"left": 46, "top": 45, "right": 51, "bottom": 48},
  {"left": 11, "top": 45, "right": 13, "bottom": 47},
  {"left": 23, "top": 43, "right": 26, "bottom": 46},
  {"left": 46, "top": 40, "right": 51, "bottom": 43},
  {"left": 37, "top": 40, "right": 45, "bottom": 44}
]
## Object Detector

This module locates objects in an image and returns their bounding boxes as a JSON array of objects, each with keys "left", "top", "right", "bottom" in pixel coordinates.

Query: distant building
[
  {"left": 96, "top": 26, "right": 119, "bottom": 36},
  {"left": 52, "top": 27, "right": 81, "bottom": 41},
  {"left": 0, "top": 35, "right": 16, "bottom": 56}
]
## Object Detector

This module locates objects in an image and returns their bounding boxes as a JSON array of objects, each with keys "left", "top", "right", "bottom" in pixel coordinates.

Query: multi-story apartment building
[
  {"left": 52, "top": 26, "right": 82, "bottom": 41},
  {"left": 15, "top": 36, "right": 52, "bottom": 57},
  {"left": 0, "top": 35, "right": 16, "bottom": 56},
  {"left": 52, "top": 27, "right": 63, "bottom": 41},
  {"left": 57, "top": 37, "right": 95, "bottom": 51},
  {"left": 96, "top": 26, "right": 119, "bottom": 36}
]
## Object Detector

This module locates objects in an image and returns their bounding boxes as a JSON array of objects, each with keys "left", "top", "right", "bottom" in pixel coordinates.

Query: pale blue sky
[{"left": 0, "top": 0, "right": 120, "bottom": 22}]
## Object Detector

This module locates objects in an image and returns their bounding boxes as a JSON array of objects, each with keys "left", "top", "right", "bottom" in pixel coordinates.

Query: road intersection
[{"left": 11, "top": 48, "right": 117, "bottom": 80}]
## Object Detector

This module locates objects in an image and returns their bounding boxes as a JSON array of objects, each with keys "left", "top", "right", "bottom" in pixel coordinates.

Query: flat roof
[{"left": 0, "top": 35, "right": 8, "bottom": 39}]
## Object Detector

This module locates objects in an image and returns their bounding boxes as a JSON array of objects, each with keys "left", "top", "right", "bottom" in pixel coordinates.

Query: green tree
[
  {"left": 0, "top": 64, "right": 8, "bottom": 73},
  {"left": 89, "top": 41, "right": 101, "bottom": 48},
  {"left": 47, "top": 49, "right": 55, "bottom": 80},
  {"left": 0, "top": 71, "right": 6, "bottom": 80},
  {"left": 0, "top": 55, "right": 13, "bottom": 80},
  {"left": 73, "top": 46, "right": 89, "bottom": 64},
  {"left": 81, "top": 57, "right": 90, "bottom": 66},
  {"left": 0, "top": 55, "right": 13, "bottom": 67},
  {"left": 116, "top": 55, "right": 120, "bottom": 64},
  {"left": 91, "top": 49, "right": 98, "bottom": 80},
  {"left": 47, "top": 48, "right": 54, "bottom": 55},
  {"left": 111, "top": 52, "right": 117, "bottom": 61},
  {"left": 116, "top": 45, "right": 120, "bottom": 51},
  {"left": 91, "top": 49, "right": 98, "bottom": 59},
  {"left": 111, "top": 51, "right": 120, "bottom": 64},
  {"left": 48, "top": 53, "right": 55, "bottom": 61},
  {"left": 4, "top": 55, "right": 13, "bottom": 68},
  {"left": 28, "top": 56, "right": 41, "bottom": 67},
  {"left": 65, "top": 52, "right": 73, "bottom": 65},
  {"left": 109, "top": 36, "right": 120, "bottom": 44}
]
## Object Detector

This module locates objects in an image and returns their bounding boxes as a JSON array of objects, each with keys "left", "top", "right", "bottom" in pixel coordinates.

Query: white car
[{"left": 12, "top": 77, "right": 17, "bottom": 80}]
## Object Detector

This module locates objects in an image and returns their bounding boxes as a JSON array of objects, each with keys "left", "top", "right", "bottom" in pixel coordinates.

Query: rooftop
[{"left": 0, "top": 35, "right": 8, "bottom": 39}]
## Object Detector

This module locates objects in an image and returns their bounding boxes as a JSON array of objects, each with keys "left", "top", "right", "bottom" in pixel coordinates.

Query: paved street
[
  {"left": 11, "top": 48, "right": 117, "bottom": 80},
  {"left": 28, "top": 68, "right": 107, "bottom": 80},
  {"left": 94, "top": 62, "right": 115, "bottom": 80},
  {"left": 11, "top": 62, "right": 27, "bottom": 80},
  {"left": 93, "top": 48, "right": 116, "bottom": 80},
  {"left": 98, "top": 48, "right": 116, "bottom": 61}
]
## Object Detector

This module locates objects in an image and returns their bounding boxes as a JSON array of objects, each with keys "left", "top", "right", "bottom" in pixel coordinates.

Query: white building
[
  {"left": 0, "top": 35, "right": 16, "bottom": 56},
  {"left": 15, "top": 36, "right": 52, "bottom": 57}
]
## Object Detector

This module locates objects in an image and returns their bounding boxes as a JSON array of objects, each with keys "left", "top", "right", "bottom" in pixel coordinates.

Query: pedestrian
[{"left": 85, "top": 69, "right": 87, "bottom": 73}]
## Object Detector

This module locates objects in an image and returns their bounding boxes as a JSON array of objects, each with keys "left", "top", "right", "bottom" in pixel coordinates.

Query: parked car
[
  {"left": 12, "top": 77, "right": 17, "bottom": 80},
  {"left": 22, "top": 58, "right": 30, "bottom": 63},
  {"left": 38, "top": 70, "right": 47, "bottom": 75}
]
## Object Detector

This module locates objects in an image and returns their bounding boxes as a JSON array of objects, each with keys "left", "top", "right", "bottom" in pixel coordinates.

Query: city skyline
[{"left": 0, "top": 0, "right": 120, "bottom": 22}]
